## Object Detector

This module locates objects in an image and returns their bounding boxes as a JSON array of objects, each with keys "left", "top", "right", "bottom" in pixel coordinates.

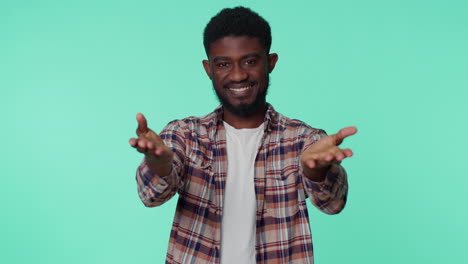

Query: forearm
[{"left": 145, "top": 156, "right": 172, "bottom": 177}]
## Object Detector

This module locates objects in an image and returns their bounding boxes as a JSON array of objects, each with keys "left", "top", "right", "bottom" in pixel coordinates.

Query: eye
[
  {"left": 244, "top": 59, "right": 256, "bottom": 65},
  {"left": 217, "top": 62, "right": 230, "bottom": 68}
]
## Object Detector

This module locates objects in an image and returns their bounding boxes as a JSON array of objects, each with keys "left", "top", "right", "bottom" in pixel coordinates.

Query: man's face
[{"left": 203, "top": 36, "right": 278, "bottom": 117}]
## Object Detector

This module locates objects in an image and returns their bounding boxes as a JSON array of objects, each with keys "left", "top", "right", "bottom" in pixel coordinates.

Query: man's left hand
[{"left": 300, "top": 126, "right": 357, "bottom": 182}]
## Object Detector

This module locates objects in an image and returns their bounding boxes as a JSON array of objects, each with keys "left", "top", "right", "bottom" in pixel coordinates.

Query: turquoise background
[{"left": 1, "top": 0, "right": 467, "bottom": 263}]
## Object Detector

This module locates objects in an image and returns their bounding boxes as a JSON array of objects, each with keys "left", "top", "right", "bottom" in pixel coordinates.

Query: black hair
[{"left": 203, "top": 7, "right": 272, "bottom": 56}]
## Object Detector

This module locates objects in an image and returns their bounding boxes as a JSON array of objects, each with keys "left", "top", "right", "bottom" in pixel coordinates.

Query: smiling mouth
[
  {"left": 229, "top": 86, "right": 250, "bottom": 92},
  {"left": 228, "top": 83, "right": 255, "bottom": 92}
]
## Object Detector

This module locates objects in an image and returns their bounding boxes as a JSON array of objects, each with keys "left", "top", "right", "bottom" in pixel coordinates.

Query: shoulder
[
  {"left": 161, "top": 110, "right": 217, "bottom": 135},
  {"left": 271, "top": 112, "right": 328, "bottom": 150},
  {"left": 274, "top": 111, "right": 326, "bottom": 137}
]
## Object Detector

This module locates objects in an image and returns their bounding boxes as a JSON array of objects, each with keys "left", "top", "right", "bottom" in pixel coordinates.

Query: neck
[{"left": 222, "top": 104, "right": 267, "bottom": 129}]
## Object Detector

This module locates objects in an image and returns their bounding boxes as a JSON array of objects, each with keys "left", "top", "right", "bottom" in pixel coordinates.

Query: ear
[
  {"left": 202, "top": 60, "right": 212, "bottom": 80},
  {"left": 267, "top": 53, "right": 278, "bottom": 73}
]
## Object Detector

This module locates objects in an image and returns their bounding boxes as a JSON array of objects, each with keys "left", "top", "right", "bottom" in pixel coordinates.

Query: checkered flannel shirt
[{"left": 136, "top": 104, "right": 348, "bottom": 264}]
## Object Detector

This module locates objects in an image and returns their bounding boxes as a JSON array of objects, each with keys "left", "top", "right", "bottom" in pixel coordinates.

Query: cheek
[
  {"left": 252, "top": 70, "right": 268, "bottom": 82},
  {"left": 211, "top": 74, "right": 224, "bottom": 89},
  {"left": 213, "top": 72, "right": 229, "bottom": 84}
]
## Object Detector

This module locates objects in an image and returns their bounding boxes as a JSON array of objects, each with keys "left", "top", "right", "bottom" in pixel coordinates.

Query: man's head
[{"left": 202, "top": 7, "right": 278, "bottom": 117}]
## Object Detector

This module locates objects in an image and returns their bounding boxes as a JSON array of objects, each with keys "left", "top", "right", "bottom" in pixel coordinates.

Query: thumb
[
  {"left": 136, "top": 113, "right": 149, "bottom": 135},
  {"left": 332, "top": 126, "right": 357, "bottom": 145}
]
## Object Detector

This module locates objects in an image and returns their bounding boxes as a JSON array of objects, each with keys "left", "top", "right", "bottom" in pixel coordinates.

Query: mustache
[{"left": 223, "top": 81, "right": 257, "bottom": 88}]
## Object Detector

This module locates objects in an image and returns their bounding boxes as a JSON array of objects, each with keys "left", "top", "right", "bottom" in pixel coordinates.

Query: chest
[{"left": 182, "top": 130, "right": 307, "bottom": 215}]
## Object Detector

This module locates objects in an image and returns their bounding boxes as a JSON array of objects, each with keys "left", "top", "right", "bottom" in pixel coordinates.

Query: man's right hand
[{"left": 129, "top": 113, "right": 174, "bottom": 176}]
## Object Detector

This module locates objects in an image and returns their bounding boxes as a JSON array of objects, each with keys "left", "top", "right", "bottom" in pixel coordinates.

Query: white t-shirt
[{"left": 220, "top": 122, "right": 264, "bottom": 264}]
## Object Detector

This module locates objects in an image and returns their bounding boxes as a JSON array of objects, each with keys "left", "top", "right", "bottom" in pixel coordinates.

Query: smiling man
[{"left": 129, "top": 7, "right": 357, "bottom": 264}]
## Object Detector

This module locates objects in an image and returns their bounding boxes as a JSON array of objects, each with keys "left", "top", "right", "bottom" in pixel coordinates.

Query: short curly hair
[{"left": 203, "top": 6, "right": 272, "bottom": 56}]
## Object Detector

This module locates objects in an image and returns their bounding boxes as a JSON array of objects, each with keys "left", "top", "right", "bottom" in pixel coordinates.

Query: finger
[
  {"left": 137, "top": 139, "right": 151, "bottom": 153},
  {"left": 325, "top": 153, "right": 334, "bottom": 162},
  {"left": 129, "top": 138, "right": 138, "bottom": 147},
  {"left": 304, "top": 152, "right": 332, "bottom": 168},
  {"left": 147, "top": 141, "right": 155, "bottom": 150},
  {"left": 333, "top": 126, "right": 357, "bottom": 145},
  {"left": 136, "top": 145, "right": 147, "bottom": 153},
  {"left": 343, "top": 148, "right": 353, "bottom": 157},
  {"left": 131, "top": 138, "right": 151, "bottom": 151},
  {"left": 137, "top": 139, "right": 146, "bottom": 149},
  {"left": 136, "top": 142, "right": 155, "bottom": 154},
  {"left": 136, "top": 113, "right": 149, "bottom": 136},
  {"left": 306, "top": 160, "right": 316, "bottom": 169},
  {"left": 155, "top": 147, "right": 165, "bottom": 156},
  {"left": 335, "top": 152, "right": 345, "bottom": 161}
]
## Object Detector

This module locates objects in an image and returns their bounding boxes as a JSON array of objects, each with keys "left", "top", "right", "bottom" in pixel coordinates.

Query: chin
[{"left": 223, "top": 100, "right": 267, "bottom": 117}]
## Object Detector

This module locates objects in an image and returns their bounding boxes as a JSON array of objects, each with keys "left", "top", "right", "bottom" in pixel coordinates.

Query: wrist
[
  {"left": 303, "top": 164, "right": 330, "bottom": 182},
  {"left": 145, "top": 158, "right": 172, "bottom": 177}
]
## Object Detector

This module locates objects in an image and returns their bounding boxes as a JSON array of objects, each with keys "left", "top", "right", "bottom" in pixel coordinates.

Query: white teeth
[{"left": 229, "top": 86, "right": 250, "bottom": 92}]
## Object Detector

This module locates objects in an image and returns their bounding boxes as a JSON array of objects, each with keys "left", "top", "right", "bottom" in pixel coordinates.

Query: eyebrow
[
  {"left": 212, "top": 56, "right": 230, "bottom": 62},
  {"left": 212, "top": 53, "right": 261, "bottom": 62},
  {"left": 241, "top": 53, "right": 261, "bottom": 60}
]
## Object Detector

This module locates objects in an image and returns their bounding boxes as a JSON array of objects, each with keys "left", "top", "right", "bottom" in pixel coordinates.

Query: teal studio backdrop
[{"left": 1, "top": 0, "right": 467, "bottom": 263}]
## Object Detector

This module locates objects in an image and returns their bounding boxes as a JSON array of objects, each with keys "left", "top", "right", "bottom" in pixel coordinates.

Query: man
[{"left": 129, "top": 6, "right": 357, "bottom": 264}]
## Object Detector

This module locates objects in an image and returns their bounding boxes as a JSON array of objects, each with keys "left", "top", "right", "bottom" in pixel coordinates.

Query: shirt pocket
[
  {"left": 265, "top": 166, "right": 300, "bottom": 218},
  {"left": 185, "top": 144, "right": 213, "bottom": 179},
  {"left": 182, "top": 149, "right": 218, "bottom": 214},
  {"left": 184, "top": 149, "right": 213, "bottom": 191}
]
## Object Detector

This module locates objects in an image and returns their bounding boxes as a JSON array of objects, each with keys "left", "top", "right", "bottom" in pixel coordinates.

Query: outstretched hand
[
  {"left": 300, "top": 126, "right": 357, "bottom": 181},
  {"left": 129, "top": 113, "right": 174, "bottom": 176}
]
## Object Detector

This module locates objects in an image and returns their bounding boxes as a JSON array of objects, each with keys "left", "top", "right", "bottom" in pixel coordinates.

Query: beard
[{"left": 212, "top": 76, "right": 270, "bottom": 117}]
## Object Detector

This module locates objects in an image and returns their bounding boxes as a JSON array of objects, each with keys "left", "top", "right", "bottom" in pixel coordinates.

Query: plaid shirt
[{"left": 136, "top": 105, "right": 348, "bottom": 264}]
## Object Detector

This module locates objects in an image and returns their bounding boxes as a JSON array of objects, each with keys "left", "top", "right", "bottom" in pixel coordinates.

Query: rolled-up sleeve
[
  {"left": 302, "top": 163, "right": 348, "bottom": 214},
  {"left": 135, "top": 121, "right": 187, "bottom": 207}
]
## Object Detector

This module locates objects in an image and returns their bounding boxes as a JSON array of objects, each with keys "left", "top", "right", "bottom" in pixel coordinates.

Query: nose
[{"left": 229, "top": 64, "right": 248, "bottom": 82}]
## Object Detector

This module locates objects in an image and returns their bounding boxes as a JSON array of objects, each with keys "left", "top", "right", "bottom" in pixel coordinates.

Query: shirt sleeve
[
  {"left": 135, "top": 120, "right": 187, "bottom": 207},
  {"left": 300, "top": 131, "right": 349, "bottom": 215}
]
